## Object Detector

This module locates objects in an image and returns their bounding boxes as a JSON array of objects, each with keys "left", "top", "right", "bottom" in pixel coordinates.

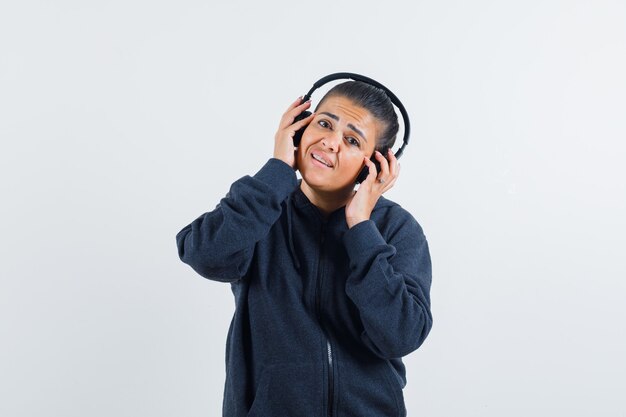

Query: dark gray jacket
[{"left": 176, "top": 158, "right": 433, "bottom": 417}]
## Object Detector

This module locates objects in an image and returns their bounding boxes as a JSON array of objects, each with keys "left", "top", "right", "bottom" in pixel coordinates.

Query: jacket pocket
[
  {"left": 383, "top": 361, "right": 407, "bottom": 417},
  {"left": 337, "top": 360, "right": 405, "bottom": 417},
  {"left": 246, "top": 362, "right": 323, "bottom": 417}
]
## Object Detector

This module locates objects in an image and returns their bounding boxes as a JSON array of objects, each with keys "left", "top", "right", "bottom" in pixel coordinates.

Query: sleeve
[
  {"left": 342, "top": 211, "right": 433, "bottom": 359},
  {"left": 175, "top": 158, "right": 298, "bottom": 282}
]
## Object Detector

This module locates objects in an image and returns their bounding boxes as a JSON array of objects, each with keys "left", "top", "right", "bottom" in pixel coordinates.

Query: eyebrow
[{"left": 319, "top": 111, "right": 368, "bottom": 143}]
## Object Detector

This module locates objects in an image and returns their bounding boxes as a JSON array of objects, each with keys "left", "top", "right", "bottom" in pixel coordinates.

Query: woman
[{"left": 176, "top": 79, "right": 433, "bottom": 417}]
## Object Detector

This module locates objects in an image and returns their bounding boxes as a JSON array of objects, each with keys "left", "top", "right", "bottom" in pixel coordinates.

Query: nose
[{"left": 321, "top": 131, "right": 341, "bottom": 152}]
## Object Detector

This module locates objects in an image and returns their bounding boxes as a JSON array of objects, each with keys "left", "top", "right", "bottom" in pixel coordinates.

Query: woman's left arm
[{"left": 342, "top": 212, "right": 433, "bottom": 360}]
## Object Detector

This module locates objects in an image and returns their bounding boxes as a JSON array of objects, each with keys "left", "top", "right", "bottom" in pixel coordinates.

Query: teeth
[{"left": 312, "top": 154, "right": 331, "bottom": 167}]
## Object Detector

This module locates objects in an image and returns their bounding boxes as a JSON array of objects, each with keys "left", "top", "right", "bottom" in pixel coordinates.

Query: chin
[
  {"left": 297, "top": 151, "right": 356, "bottom": 193},
  {"left": 300, "top": 169, "right": 355, "bottom": 193}
]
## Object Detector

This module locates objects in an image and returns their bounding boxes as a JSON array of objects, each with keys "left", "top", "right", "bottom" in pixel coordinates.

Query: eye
[
  {"left": 318, "top": 120, "right": 331, "bottom": 129},
  {"left": 345, "top": 136, "right": 361, "bottom": 147}
]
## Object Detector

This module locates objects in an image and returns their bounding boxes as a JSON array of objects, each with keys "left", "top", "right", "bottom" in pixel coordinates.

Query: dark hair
[{"left": 315, "top": 80, "right": 399, "bottom": 153}]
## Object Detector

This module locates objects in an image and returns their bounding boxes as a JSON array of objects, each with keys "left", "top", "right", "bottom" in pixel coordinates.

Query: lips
[{"left": 311, "top": 151, "right": 333, "bottom": 168}]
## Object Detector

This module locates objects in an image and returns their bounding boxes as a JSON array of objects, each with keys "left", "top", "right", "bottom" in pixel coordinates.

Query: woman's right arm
[
  {"left": 176, "top": 97, "right": 314, "bottom": 283},
  {"left": 176, "top": 158, "right": 297, "bottom": 282}
]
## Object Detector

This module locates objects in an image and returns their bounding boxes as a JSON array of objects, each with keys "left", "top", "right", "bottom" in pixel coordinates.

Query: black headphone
[{"left": 292, "top": 72, "right": 410, "bottom": 184}]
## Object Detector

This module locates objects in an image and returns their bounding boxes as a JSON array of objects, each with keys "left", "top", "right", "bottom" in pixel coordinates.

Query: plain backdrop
[{"left": 1, "top": 1, "right": 625, "bottom": 416}]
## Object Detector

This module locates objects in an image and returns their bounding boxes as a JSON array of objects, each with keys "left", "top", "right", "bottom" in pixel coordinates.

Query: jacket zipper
[{"left": 316, "top": 223, "right": 334, "bottom": 417}]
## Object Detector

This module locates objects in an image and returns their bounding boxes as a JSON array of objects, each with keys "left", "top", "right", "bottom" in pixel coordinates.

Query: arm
[
  {"left": 176, "top": 158, "right": 297, "bottom": 282},
  {"left": 176, "top": 97, "right": 314, "bottom": 282},
  {"left": 342, "top": 213, "right": 433, "bottom": 359}
]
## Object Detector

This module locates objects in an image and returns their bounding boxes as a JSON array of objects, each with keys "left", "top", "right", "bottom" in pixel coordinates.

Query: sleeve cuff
[
  {"left": 252, "top": 158, "right": 298, "bottom": 200},
  {"left": 342, "top": 220, "right": 387, "bottom": 259}
]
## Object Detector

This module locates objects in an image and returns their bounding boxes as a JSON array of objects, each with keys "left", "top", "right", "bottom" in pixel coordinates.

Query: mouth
[{"left": 311, "top": 151, "right": 333, "bottom": 168}]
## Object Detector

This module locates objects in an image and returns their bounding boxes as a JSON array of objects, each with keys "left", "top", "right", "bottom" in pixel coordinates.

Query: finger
[
  {"left": 289, "top": 100, "right": 312, "bottom": 118},
  {"left": 379, "top": 167, "right": 399, "bottom": 193},
  {"left": 362, "top": 157, "right": 378, "bottom": 185},
  {"left": 287, "top": 112, "right": 315, "bottom": 132},
  {"left": 280, "top": 100, "right": 312, "bottom": 129},
  {"left": 380, "top": 176, "right": 398, "bottom": 194},
  {"left": 387, "top": 149, "right": 399, "bottom": 178},
  {"left": 285, "top": 96, "right": 304, "bottom": 113},
  {"left": 374, "top": 150, "right": 390, "bottom": 179}
]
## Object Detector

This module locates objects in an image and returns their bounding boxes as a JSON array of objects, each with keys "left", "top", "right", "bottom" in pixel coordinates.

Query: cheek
[
  {"left": 340, "top": 152, "right": 366, "bottom": 172},
  {"left": 299, "top": 129, "right": 314, "bottom": 146},
  {"left": 296, "top": 147, "right": 305, "bottom": 164}
]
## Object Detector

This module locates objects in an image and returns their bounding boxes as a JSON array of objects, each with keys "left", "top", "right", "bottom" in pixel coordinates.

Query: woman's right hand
[{"left": 273, "top": 97, "right": 315, "bottom": 170}]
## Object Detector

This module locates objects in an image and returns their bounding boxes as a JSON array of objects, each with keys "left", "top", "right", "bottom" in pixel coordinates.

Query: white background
[{"left": 1, "top": 1, "right": 625, "bottom": 416}]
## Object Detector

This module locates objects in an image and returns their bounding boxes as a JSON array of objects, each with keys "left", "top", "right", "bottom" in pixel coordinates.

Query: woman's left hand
[{"left": 345, "top": 149, "right": 400, "bottom": 228}]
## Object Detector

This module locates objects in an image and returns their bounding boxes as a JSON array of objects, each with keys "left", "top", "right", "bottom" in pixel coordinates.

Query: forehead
[
  {"left": 317, "top": 95, "right": 373, "bottom": 121},
  {"left": 316, "top": 96, "right": 380, "bottom": 143}
]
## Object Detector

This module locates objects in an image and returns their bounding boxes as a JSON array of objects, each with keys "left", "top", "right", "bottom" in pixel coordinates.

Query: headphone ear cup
[
  {"left": 355, "top": 156, "right": 382, "bottom": 184},
  {"left": 355, "top": 165, "right": 369, "bottom": 184},
  {"left": 356, "top": 147, "right": 390, "bottom": 184},
  {"left": 292, "top": 110, "right": 312, "bottom": 147}
]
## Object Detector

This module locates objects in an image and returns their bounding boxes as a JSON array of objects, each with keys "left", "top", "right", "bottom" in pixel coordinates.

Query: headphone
[{"left": 292, "top": 72, "right": 411, "bottom": 184}]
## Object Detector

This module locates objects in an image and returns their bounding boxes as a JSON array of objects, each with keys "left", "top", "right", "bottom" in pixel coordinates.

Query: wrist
[
  {"left": 346, "top": 217, "right": 368, "bottom": 229},
  {"left": 273, "top": 155, "right": 295, "bottom": 169}
]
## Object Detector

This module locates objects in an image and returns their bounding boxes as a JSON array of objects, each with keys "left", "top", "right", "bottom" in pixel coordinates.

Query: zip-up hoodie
[{"left": 176, "top": 158, "right": 433, "bottom": 417}]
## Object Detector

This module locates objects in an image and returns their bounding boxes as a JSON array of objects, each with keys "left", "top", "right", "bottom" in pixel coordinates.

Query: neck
[{"left": 300, "top": 180, "right": 355, "bottom": 219}]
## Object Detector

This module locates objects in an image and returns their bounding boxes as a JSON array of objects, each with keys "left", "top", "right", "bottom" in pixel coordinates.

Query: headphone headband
[{"left": 301, "top": 72, "right": 410, "bottom": 159}]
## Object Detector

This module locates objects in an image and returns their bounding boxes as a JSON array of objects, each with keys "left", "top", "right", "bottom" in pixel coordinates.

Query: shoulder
[{"left": 370, "top": 195, "right": 426, "bottom": 241}]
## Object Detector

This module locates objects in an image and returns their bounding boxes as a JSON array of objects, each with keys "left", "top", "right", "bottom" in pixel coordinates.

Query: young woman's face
[{"left": 296, "top": 95, "right": 381, "bottom": 192}]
